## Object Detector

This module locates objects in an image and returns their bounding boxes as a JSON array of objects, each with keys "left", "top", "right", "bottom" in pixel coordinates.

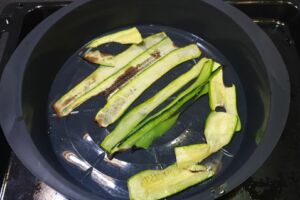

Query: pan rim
[{"left": 0, "top": 0, "right": 290, "bottom": 200}]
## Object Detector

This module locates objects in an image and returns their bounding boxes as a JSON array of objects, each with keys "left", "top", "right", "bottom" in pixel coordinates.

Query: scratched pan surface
[{"left": 48, "top": 25, "right": 246, "bottom": 199}]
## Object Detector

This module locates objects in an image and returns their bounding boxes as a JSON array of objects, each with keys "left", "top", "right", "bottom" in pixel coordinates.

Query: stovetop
[{"left": 1, "top": 1, "right": 300, "bottom": 199}]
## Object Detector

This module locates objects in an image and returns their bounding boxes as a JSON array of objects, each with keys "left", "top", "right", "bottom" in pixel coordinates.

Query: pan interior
[{"left": 48, "top": 25, "right": 246, "bottom": 199}]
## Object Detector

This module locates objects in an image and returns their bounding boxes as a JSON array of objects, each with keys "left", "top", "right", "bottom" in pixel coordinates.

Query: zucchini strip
[
  {"left": 83, "top": 50, "right": 116, "bottom": 67},
  {"left": 128, "top": 164, "right": 214, "bottom": 200},
  {"left": 112, "top": 85, "right": 208, "bottom": 154},
  {"left": 208, "top": 69, "right": 241, "bottom": 131},
  {"left": 53, "top": 32, "right": 166, "bottom": 117},
  {"left": 103, "top": 60, "right": 213, "bottom": 153},
  {"left": 88, "top": 37, "right": 177, "bottom": 97},
  {"left": 135, "top": 113, "right": 180, "bottom": 149},
  {"left": 204, "top": 111, "right": 238, "bottom": 153},
  {"left": 102, "top": 58, "right": 210, "bottom": 151},
  {"left": 175, "top": 144, "right": 210, "bottom": 169},
  {"left": 86, "top": 27, "right": 142, "bottom": 48},
  {"left": 175, "top": 111, "right": 238, "bottom": 168},
  {"left": 96, "top": 44, "right": 202, "bottom": 127}
]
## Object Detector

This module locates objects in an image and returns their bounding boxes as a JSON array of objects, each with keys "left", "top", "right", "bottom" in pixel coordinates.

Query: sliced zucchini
[
  {"left": 110, "top": 85, "right": 208, "bottom": 154},
  {"left": 135, "top": 113, "right": 179, "bottom": 149},
  {"left": 209, "top": 69, "right": 241, "bottom": 131},
  {"left": 128, "top": 164, "right": 214, "bottom": 200},
  {"left": 204, "top": 111, "right": 238, "bottom": 153},
  {"left": 102, "top": 58, "right": 210, "bottom": 151},
  {"left": 53, "top": 32, "right": 166, "bottom": 117},
  {"left": 90, "top": 37, "right": 177, "bottom": 98},
  {"left": 86, "top": 27, "right": 142, "bottom": 48},
  {"left": 83, "top": 50, "right": 115, "bottom": 67},
  {"left": 103, "top": 60, "right": 213, "bottom": 153},
  {"left": 175, "top": 144, "right": 210, "bottom": 169},
  {"left": 96, "top": 44, "right": 201, "bottom": 127}
]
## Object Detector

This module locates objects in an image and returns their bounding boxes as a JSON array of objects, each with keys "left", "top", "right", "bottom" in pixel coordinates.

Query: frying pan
[{"left": 0, "top": 0, "right": 290, "bottom": 199}]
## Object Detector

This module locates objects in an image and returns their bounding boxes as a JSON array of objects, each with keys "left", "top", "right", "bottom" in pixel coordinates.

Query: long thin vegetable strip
[
  {"left": 96, "top": 44, "right": 202, "bottom": 127},
  {"left": 84, "top": 37, "right": 177, "bottom": 97},
  {"left": 102, "top": 60, "right": 213, "bottom": 153},
  {"left": 175, "top": 106, "right": 238, "bottom": 169},
  {"left": 53, "top": 32, "right": 166, "bottom": 117},
  {"left": 135, "top": 114, "right": 180, "bottom": 149},
  {"left": 175, "top": 144, "right": 210, "bottom": 169},
  {"left": 86, "top": 27, "right": 142, "bottom": 48},
  {"left": 208, "top": 69, "right": 241, "bottom": 131},
  {"left": 128, "top": 164, "right": 214, "bottom": 200},
  {"left": 63, "top": 36, "right": 175, "bottom": 116},
  {"left": 112, "top": 85, "right": 208, "bottom": 154},
  {"left": 102, "top": 58, "right": 209, "bottom": 151}
]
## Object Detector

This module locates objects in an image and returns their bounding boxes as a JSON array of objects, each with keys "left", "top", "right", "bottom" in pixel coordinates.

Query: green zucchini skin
[
  {"left": 208, "top": 69, "right": 241, "bottom": 131},
  {"left": 53, "top": 32, "right": 166, "bottom": 117},
  {"left": 96, "top": 44, "right": 202, "bottom": 128},
  {"left": 134, "top": 113, "right": 179, "bottom": 149},
  {"left": 86, "top": 27, "right": 142, "bottom": 48},
  {"left": 101, "top": 58, "right": 210, "bottom": 152},
  {"left": 128, "top": 164, "right": 214, "bottom": 200}
]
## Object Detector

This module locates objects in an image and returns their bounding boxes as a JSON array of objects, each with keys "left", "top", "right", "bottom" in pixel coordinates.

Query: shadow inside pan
[{"left": 48, "top": 25, "right": 246, "bottom": 199}]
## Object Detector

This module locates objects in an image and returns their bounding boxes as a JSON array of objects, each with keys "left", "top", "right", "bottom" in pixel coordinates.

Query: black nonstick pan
[{"left": 0, "top": 0, "right": 290, "bottom": 200}]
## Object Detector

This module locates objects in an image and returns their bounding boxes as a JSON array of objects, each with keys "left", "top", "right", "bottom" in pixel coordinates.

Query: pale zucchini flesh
[
  {"left": 204, "top": 111, "right": 238, "bottom": 153},
  {"left": 86, "top": 27, "right": 142, "bottom": 48},
  {"left": 83, "top": 50, "right": 116, "bottom": 67},
  {"left": 96, "top": 44, "right": 201, "bottom": 127},
  {"left": 128, "top": 164, "right": 214, "bottom": 200},
  {"left": 102, "top": 58, "right": 210, "bottom": 152},
  {"left": 209, "top": 69, "right": 241, "bottom": 131},
  {"left": 53, "top": 32, "right": 166, "bottom": 117},
  {"left": 175, "top": 144, "right": 210, "bottom": 169}
]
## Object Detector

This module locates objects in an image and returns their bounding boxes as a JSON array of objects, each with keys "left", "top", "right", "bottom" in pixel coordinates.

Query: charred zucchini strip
[
  {"left": 88, "top": 37, "right": 177, "bottom": 98},
  {"left": 53, "top": 32, "right": 166, "bottom": 117},
  {"left": 96, "top": 44, "right": 201, "bottom": 127}
]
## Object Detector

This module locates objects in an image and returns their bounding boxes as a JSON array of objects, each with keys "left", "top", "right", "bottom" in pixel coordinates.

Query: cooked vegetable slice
[
  {"left": 204, "top": 111, "right": 238, "bottom": 153},
  {"left": 135, "top": 114, "right": 179, "bottom": 149},
  {"left": 175, "top": 144, "right": 210, "bottom": 169},
  {"left": 86, "top": 27, "right": 142, "bottom": 48},
  {"left": 128, "top": 164, "right": 214, "bottom": 200},
  {"left": 53, "top": 32, "right": 166, "bottom": 117},
  {"left": 103, "top": 60, "right": 213, "bottom": 153},
  {"left": 209, "top": 69, "right": 241, "bottom": 131},
  {"left": 110, "top": 85, "right": 208, "bottom": 154},
  {"left": 83, "top": 50, "right": 116, "bottom": 66},
  {"left": 96, "top": 44, "right": 201, "bottom": 127},
  {"left": 102, "top": 58, "right": 210, "bottom": 151},
  {"left": 89, "top": 37, "right": 177, "bottom": 97}
]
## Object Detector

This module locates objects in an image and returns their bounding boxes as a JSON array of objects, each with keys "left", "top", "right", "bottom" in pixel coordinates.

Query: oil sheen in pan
[{"left": 47, "top": 25, "right": 247, "bottom": 199}]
